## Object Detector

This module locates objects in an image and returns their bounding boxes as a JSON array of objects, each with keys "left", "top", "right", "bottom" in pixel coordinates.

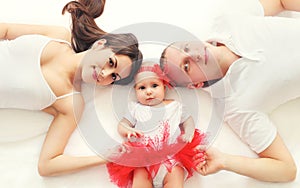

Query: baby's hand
[
  {"left": 126, "top": 130, "right": 143, "bottom": 142},
  {"left": 180, "top": 131, "right": 194, "bottom": 143}
]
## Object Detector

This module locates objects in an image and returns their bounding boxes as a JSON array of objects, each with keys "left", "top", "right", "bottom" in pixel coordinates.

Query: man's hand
[{"left": 195, "top": 147, "right": 226, "bottom": 176}]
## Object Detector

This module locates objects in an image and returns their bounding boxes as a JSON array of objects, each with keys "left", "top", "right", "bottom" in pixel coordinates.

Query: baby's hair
[{"left": 135, "top": 61, "right": 173, "bottom": 88}]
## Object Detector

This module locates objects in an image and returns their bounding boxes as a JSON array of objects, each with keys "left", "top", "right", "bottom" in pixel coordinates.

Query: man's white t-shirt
[{"left": 205, "top": 15, "right": 300, "bottom": 153}]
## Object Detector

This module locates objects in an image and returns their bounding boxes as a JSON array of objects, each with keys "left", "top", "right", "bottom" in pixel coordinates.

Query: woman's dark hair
[{"left": 62, "top": 0, "right": 143, "bottom": 85}]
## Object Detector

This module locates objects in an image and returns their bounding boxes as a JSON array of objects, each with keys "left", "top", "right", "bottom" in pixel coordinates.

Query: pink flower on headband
[{"left": 137, "top": 64, "right": 173, "bottom": 88}]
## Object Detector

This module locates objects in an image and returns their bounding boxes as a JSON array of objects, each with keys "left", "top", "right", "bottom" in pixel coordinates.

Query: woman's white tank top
[{"left": 0, "top": 34, "right": 78, "bottom": 110}]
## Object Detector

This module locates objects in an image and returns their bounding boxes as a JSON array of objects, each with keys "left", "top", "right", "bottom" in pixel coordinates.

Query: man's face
[{"left": 162, "top": 41, "right": 220, "bottom": 88}]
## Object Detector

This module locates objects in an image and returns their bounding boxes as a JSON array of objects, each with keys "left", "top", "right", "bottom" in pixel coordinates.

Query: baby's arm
[
  {"left": 180, "top": 116, "right": 195, "bottom": 143},
  {"left": 118, "top": 118, "right": 143, "bottom": 140}
]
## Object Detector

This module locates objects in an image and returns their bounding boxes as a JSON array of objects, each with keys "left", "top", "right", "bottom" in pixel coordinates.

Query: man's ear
[
  {"left": 91, "top": 39, "right": 107, "bottom": 50},
  {"left": 187, "top": 82, "right": 204, "bottom": 89}
]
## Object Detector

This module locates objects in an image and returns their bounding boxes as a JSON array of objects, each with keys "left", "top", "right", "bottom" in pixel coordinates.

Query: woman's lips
[
  {"left": 92, "top": 68, "right": 99, "bottom": 82},
  {"left": 92, "top": 66, "right": 104, "bottom": 82}
]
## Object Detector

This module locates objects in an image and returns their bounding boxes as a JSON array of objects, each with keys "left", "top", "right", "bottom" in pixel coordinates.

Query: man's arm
[
  {"left": 196, "top": 133, "right": 297, "bottom": 182},
  {"left": 260, "top": 0, "right": 300, "bottom": 16}
]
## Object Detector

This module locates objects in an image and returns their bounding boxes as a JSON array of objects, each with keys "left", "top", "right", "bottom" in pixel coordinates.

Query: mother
[{"left": 0, "top": 0, "right": 142, "bottom": 176}]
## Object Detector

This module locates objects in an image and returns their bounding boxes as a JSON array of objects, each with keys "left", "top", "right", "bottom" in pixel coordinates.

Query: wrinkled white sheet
[{"left": 0, "top": 0, "right": 299, "bottom": 187}]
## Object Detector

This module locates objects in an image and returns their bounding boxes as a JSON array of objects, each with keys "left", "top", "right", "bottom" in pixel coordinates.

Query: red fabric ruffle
[
  {"left": 106, "top": 129, "right": 206, "bottom": 188},
  {"left": 174, "top": 129, "right": 206, "bottom": 178}
]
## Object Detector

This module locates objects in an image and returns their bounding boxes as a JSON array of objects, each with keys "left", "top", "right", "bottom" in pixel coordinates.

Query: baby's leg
[
  {"left": 163, "top": 165, "right": 185, "bottom": 188},
  {"left": 132, "top": 167, "right": 152, "bottom": 188}
]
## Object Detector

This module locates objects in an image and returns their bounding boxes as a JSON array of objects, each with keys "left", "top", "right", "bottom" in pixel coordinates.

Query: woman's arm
[
  {"left": 0, "top": 22, "right": 71, "bottom": 41},
  {"left": 260, "top": 0, "right": 300, "bottom": 16},
  {"left": 196, "top": 133, "right": 297, "bottom": 182},
  {"left": 38, "top": 95, "right": 106, "bottom": 176}
]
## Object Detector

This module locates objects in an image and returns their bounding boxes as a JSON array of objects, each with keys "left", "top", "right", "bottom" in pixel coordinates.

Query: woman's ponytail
[
  {"left": 62, "top": 0, "right": 107, "bottom": 52},
  {"left": 62, "top": 0, "right": 143, "bottom": 84}
]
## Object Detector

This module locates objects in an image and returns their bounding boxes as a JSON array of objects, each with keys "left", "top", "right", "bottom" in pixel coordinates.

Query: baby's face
[{"left": 134, "top": 77, "right": 165, "bottom": 106}]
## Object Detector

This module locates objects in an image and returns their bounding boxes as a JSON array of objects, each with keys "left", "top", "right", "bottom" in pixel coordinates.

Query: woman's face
[
  {"left": 81, "top": 41, "right": 132, "bottom": 86},
  {"left": 162, "top": 41, "right": 221, "bottom": 87}
]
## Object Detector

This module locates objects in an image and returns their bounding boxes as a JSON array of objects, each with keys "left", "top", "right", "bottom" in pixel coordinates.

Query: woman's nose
[{"left": 100, "top": 67, "right": 114, "bottom": 77}]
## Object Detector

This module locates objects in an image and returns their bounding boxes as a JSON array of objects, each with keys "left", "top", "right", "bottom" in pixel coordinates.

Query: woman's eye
[
  {"left": 108, "top": 58, "right": 115, "bottom": 67},
  {"left": 111, "top": 73, "right": 117, "bottom": 80}
]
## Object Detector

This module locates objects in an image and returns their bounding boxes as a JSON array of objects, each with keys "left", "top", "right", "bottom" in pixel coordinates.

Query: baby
[{"left": 107, "top": 62, "right": 205, "bottom": 188}]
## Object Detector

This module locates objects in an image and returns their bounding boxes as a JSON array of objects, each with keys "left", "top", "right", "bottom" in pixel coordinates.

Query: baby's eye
[
  {"left": 152, "top": 84, "right": 159, "bottom": 88},
  {"left": 139, "top": 86, "right": 145, "bottom": 90}
]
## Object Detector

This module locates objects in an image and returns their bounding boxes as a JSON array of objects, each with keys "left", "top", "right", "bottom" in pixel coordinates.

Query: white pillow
[{"left": 0, "top": 109, "right": 51, "bottom": 143}]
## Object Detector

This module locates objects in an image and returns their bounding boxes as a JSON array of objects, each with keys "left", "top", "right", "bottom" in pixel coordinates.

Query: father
[{"left": 159, "top": 0, "right": 299, "bottom": 182}]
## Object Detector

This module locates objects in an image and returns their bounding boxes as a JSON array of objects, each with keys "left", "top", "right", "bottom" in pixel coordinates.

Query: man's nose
[{"left": 191, "top": 53, "right": 202, "bottom": 62}]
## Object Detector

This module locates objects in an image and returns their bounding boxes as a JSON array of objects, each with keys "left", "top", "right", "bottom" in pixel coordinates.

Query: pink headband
[{"left": 136, "top": 64, "right": 172, "bottom": 88}]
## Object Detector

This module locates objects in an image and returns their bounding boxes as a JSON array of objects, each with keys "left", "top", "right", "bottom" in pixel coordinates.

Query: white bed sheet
[{"left": 1, "top": 0, "right": 299, "bottom": 187}]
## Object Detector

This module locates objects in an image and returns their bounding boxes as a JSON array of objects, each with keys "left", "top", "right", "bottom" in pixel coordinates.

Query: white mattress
[{"left": 1, "top": 0, "right": 299, "bottom": 187}]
